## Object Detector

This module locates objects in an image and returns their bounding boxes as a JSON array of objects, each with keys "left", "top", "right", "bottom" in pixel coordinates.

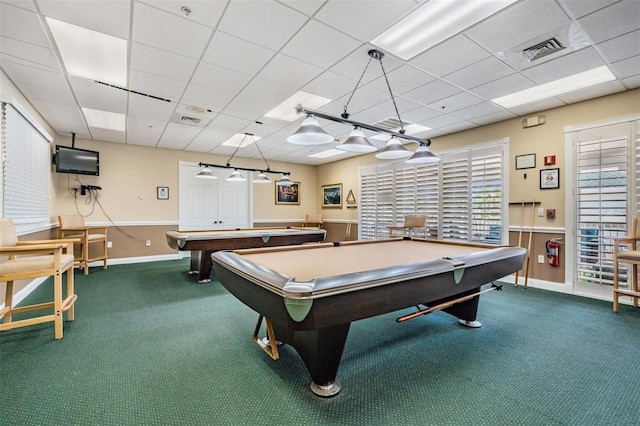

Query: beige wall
[{"left": 53, "top": 137, "right": 319, "bottom": 223}]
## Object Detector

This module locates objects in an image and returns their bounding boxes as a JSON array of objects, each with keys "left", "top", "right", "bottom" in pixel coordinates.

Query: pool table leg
[
  {"left": 441, "top": 287, "right": 481, "bottom": 326},
  {"left": 197, "top": 250, "right": 213, "bottom": 283},
  {"left": 274, "top": 322, "right": 351, "bottom": 397},
  {"left": 188, "top": 251, "right": 200, "bottom": 275}
]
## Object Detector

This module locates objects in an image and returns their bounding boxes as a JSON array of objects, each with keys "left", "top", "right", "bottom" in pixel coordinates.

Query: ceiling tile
[
  {"left": 577, "top": 0, "right": 640, "bottom": 44},
  {"left": 129, "top": 69, "right": 187, "bottom": 101},
  {"left": 131, "top": 43, "right": 198, "bottom": 81},
  {"left": 445, "top": 56, "right": 516, "bottom": 90},
  {"left": 315, "top": 1, "right": 416, "bottom": 42},
  {"left": 132, "top": 2, "right": 213, "bottom": 59},
  {"left": 0, "top": 37, "right": 59, "bottom": 70},
  {"left": 597, "top": 30, "right": 640, "bottom": 63},
  {"left": 138, "top": 0, "right": 226, "bottom": 28},
  {"left": 410, "top": 35, "right": 491, "bottom": 77},
  {"left": 257, "top": 54, "right": 324, "bottom": 89},
  {"left": 281, "top": 20, "right": 361, "bottom": 69},
  {"left": 217, "top": 0, "right": 307, "bottom": 51},
  {"left": 190, "top": 61, "right": 252, "bottom": 94},
  {"left": 1, "top": 3, "right": 50, "bottom": 47},
  {"left": 202, "top": 31, "right": 275, "bottom": 75},
  {"left": 402, "top": 79, "right": 463, "bottom": 105}
]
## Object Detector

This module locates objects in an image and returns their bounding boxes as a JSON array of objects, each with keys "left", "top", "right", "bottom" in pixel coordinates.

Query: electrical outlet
[
  {"left": 107, "top": 241, "right": 112, "bottom": 248},
  {"left": 146, "top": 240, "right": 151, "bottom": 247},
  {"left": 538, "top": 255, "right": 545, "bottom": 264},
  {"left": 537, "top": 207, "right": 544, "bottom": 217}
]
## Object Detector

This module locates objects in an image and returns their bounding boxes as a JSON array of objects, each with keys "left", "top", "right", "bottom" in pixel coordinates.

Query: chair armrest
[
  {"left": 1, "top": 242, "right": 70, "bottom": 253},
  {"left": 86, "top": 226, "right": 108, "bottom": 233},
  {"left": 18, "top": 239, "right": 78, "bottom": 245},
  {"left": 59, "top": 227, "right": 88, "bottom": 232}
]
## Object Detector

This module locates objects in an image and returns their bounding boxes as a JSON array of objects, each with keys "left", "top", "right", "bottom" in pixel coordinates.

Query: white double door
[{"left": 178, "top": 162, "right": 250, "bottom": 230}]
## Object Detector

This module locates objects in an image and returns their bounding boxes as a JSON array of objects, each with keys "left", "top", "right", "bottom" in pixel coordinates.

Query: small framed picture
[
  {"left": 540, "top": 168, "right": 560, "bottom": 190},
  {"left": 516, "top": 153, "right": 536, "bottom": 170},
  {"left": 275, "top": 182, "right": 300, "bottom": 205},
  {"left": 322, "top": 183, "right": 343, "bottom": 209},
  {"left": 157, "top": 186, "right": 169, "bottom": 200}
]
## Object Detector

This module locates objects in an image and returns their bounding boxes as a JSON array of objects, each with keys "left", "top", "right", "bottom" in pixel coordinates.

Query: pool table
[
  {"left": 165, "top": 227, "right": 326, "bottom": 283},
  {"left": 211, "top": 238, "right": 526, "bottom": 397}
]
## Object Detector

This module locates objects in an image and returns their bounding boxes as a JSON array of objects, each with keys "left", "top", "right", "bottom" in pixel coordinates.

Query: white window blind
[
  {"left": 575, "top": 133, "right": 630, "bottom": 286},
  {"left": 1, "top": 101, "right": 51, "bottom": 234},
  {"left": 359, "top": 141, "right": 505, "bottom": 243}
]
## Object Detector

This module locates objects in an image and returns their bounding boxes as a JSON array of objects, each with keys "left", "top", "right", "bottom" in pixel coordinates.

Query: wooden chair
[
  {"left": 389, "top": 215, "right": 428, "bottom": 238},
  {"left": 58, "top": 215, "right": 108, "bottom": 275},
  {"left": 302, "top": 213, "right": 323, "bottom": 228},
  {"left": 0, "top": 218, "right": 77, "bottom": 339},
  {"left": 613, "top": 218, "right": 640, "bottom": 312}
]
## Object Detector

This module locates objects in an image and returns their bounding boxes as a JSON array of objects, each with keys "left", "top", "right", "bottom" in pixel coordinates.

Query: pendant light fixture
[
  {"left": 287, "top": 49, "right": 439, "bottom": 163},
  {"left": 375, "top": 136, "right": 412, "bottom": 160},
  {"left": 405, "top": 143, "right": 440, "bottom": 164},
  {"left": 196, "top": 133, "right": 292, "bottom": 184},
  {"left": 286, "top": 115, "right": 334, "bottom": 145}
]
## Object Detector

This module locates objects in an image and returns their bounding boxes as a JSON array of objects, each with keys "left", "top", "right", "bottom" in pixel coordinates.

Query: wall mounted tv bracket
[{"left": 73, "top": 185, "right": 102, "bottom": 195}]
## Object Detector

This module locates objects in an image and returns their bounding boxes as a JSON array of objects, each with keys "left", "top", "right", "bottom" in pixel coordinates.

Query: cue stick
[
  {"left": 514, "top": 201, "right": 525, "bottom": 286},
  {"left": 396, "top": 284, "right": 502, "bottom": 322},
  {"left": 523, "top": 199, "right": 536, "bottom": 289}
]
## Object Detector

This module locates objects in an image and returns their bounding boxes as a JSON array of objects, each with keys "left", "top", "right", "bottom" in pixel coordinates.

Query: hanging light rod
[
  {"left": 197, "top": 162, "right": 290, "bottom": 176},
  {"left": 294, "top": 104, "right": 431, "bottom": 147}
]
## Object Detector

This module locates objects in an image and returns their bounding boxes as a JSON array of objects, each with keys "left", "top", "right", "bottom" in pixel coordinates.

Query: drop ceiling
[{"left": 1, "top": 0, "right": 638, "bottom": 165}]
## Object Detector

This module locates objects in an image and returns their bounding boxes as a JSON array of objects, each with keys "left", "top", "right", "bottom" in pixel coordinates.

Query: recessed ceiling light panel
[{"left": 46, "top": 17, "right": 127, "bottom": 86}]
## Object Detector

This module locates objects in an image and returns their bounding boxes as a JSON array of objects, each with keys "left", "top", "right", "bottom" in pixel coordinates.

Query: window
[
  {"left": 572, "top": 120, "right": 638, "bottom": 288},
  {"left": 359, "top": 140, "right": 507, "bottom": 243},
  {"left": 1, "top": 100, "right": 52, "bottom": 234}
]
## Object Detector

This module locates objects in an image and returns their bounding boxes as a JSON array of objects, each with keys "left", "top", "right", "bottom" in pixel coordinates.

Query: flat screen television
[{"left": 55, "top": 145, "right": 100, "bottom": 176}]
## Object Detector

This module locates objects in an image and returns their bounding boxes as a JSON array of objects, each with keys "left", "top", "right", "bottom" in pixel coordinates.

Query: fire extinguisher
[{"left": 546, "top": 239, "right": 561, "bottom": 267}]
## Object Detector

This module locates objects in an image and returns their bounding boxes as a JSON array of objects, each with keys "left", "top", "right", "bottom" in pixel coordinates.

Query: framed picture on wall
[
  {"left": 157, "top": 186, "right": 169, "bottom": 200},
  {"left": 275, "top": 182, "right": 300, "bottom": 205},
  {"left": 515, "top": 153, "right": 536, "bottom": 170},
  {"left": 322, "top": 183, "right": 343, "bottom": 208},
  {"left": 540, "top": 168, "right": 560, "bottom": 189}
]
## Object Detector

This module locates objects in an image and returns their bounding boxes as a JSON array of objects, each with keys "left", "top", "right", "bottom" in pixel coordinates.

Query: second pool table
[{"left": 166, "top": 227, "right": 326, "bottom": 283}]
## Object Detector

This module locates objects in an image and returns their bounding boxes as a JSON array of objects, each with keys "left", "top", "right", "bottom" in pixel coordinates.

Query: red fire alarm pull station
[{"left": 544, "top": 155, "right": 556, "bottom": 166}]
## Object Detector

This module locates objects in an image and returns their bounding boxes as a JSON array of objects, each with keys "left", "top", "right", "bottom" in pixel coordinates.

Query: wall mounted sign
[
  {"left": 540, "top": 168, "right": 560, "bottom": 190},
  {"left": 515, "top": 153, "right": 536, "bottom": 170}
]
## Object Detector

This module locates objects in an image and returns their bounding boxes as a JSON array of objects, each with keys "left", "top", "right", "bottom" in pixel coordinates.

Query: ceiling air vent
[
  {"left": 169, "top": 111, "right": 211, "bottom": 127},
  {"left": 179, "top": 115, "right": 201, "bottom": 125},
  {"left": 373, "top": 117, "right": 412, "bottom": 131},
  {"left": 522, "top": 37, "right": 566, "bottom": 62}
]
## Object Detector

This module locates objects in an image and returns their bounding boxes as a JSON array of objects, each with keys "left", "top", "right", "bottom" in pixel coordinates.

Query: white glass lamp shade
[
  {"left": 277, "top": 174, "right": 294, "bottom": 186},
  {"left": 252, "top": 172, "right": 271, "bottom": 184},
  {"left": 287, "top": 115, "right": 334, "bottom": 145},
  {"left": 375, "top": 137, "right": 412, "bottom": 159},
  {"left": 226, "top": 169, "right": 246, "bottom": 182},
  {"left": 336, "top": 128, "right": 377, "bottom": 153},
  {"left": 406, "top": 144, "right": 441, "bottom": 164},
  {"left": 195, "top": 166, "right": 217, "bottom": 179}
]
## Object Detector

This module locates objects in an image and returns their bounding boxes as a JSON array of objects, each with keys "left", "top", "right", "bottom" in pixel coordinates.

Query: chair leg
[
  {"left": 634, "top": 264, "right": 639, "bottom": 308},
  {"left": 54, "top": 272, "right": 63, "bottom": 340},
  {"left": 103, "top": 239, "right": 108, "bottom": 270},
  {"left": 3, "top": 281, "right": 14, "bottom": 323},
  {"left": 66, "top": 267, "right": 75, "bottom": 322},
  {"left": 83, "top": 241, "right": 89, "bottom": 275},
  {"left": 613, "top": 259, "right": 620, "bottom": 313}
]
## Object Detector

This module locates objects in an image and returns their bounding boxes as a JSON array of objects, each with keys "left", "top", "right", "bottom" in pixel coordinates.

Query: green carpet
[{"left": 1, "top": 259, "right": 639, "bottom": 425}]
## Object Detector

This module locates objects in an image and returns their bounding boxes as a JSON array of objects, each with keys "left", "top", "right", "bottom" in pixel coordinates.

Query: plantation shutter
[
  {"left": 576, "top": 132, "right": 629, "bottom": 286},
  {"left": 441, "top": 152, "right": 470, "bottom": 241},
  {"left": 1, "top": 101, "right": 52, "bottom": 234},
  {"left": 471, "top": 148, "right": 503, "bottom": 243}
]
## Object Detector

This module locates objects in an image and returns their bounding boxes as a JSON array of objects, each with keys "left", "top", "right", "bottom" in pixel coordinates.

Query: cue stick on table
[{"left": 396, "top": 284, "right": 502, "bottom": 322}]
